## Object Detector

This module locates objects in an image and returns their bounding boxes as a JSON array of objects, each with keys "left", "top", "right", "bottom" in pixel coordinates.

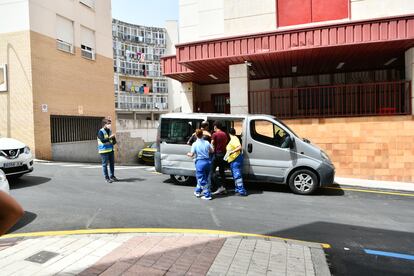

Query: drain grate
[{"left": 25, "top": 251, "right": 59, "bottom": 264}]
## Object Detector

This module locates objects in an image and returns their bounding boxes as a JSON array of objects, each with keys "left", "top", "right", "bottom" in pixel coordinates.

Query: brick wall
[
  {"left": 285, "top": 115, "right": 414, "bottom": 182},
  {"left": 30, "top": 31, "right": 115, "bottom": 159}
]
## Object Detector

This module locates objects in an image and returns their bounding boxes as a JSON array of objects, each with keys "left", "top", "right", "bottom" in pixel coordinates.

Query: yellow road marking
[
  {"left": 0, "top": 228, "right": 331, "bottom": 248},
  {"left": 324, "top": 186, "right": 414, "bottom": 197}
]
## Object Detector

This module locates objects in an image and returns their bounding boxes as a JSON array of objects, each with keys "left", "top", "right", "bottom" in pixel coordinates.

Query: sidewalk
[
  {"left": 0, "top": 231, "right": 331, "bottom": 276},
  {"left": 334, "top": 177, "right": 414, "bottom": 192}
]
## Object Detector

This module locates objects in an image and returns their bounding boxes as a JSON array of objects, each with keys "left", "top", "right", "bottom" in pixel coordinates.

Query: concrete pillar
[
  {"left": 229, "top": 63, "right": 249, "bottom": 114},
  {"left": 405, "top": 48, "right": 414, "bottom": 115},
  {"left": 181, "top": 82, "right": 194, "bottom": 113}
]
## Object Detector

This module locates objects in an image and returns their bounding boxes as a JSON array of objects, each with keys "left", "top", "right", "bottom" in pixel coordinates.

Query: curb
[
  {"left": 335, "top": 177, "right": 414, "bottom": 192},
  {"left": 1, "top": 228, "right": 331, "bottom": 249}
]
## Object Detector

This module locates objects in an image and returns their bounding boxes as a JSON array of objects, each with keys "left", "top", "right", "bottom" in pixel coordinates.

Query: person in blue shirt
[{"left": 187, "top": 129, "right": 214, "bottom": 200}]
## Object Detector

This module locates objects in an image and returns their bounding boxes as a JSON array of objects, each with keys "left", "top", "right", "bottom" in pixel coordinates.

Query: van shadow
[
  {"left": 163, "top": 178, "right": 344, "bottom": 196},
  {"left": 9, "top": 176, "right": 51, "bottom": 189},
  {"left": 7, "top": 211, "right": 37, "bottom": 233}
]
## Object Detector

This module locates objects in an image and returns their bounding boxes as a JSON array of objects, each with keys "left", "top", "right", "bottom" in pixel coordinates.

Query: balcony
[
  {"left": 115, "top": 92, "right": 168, "bottom": 112},
  {"left": 249, "top": 81, "right": 411, "bottom": 119}
]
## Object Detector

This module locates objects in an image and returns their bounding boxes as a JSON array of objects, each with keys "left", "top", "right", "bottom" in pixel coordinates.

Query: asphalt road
[{"left": 7, "top": 162, "right": 414, "bottom": 276}]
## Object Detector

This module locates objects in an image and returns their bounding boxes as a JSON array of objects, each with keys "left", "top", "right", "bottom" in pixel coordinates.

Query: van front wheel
[
  {"left": 288, "top": 169, "right": 318, "bottom": 195},
  {"left": 170, "top": 175, "right": 195, "bottom": 186}
]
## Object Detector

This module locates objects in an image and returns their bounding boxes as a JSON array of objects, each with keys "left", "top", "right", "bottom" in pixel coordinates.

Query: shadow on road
[
  {"left": 117, "top": 178, "right": 147, "bottom": 183},
  {"left": 163, "top": 178, "right": 345, "bottom": 196},
  {"left": 9, "top": 176, "right": 51, "bottom": 189},
  {"left": 7, "top": 211, "right": 37, "bottom": 233},
  {"left": 266, "top": 221, "right": 414, "bottom": 276}
]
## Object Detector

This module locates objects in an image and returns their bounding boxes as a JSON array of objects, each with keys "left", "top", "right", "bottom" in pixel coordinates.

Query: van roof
[{"left": 160, "top": 113, "right": 276, "bottom": 120}]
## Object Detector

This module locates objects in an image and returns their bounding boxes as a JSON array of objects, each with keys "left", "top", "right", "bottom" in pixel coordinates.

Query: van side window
[
  {"left": 160, "top": 119, "right": 202, "bottom": 144},
  {"left": 251, "top": 120, "right": 289, "bottom": 148}
]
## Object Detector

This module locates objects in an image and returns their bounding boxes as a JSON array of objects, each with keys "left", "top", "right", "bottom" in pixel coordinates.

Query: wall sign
[
  {"left": 0, "top": 64, "right": 8, "bottom": 92},
  {"left": 41, "top": 104, "right": 48, "bottom": 113}
]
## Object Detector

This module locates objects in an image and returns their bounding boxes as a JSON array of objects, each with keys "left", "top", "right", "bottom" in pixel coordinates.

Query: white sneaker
[
  {"left": 201, "top": 195, "right": 212, "bottom": 200},
  {"left": 194, "top": 191, "right": 202, "bottom": 198},
  {"left": 212, "top": 186, "right": 226, "bottom": 195}
]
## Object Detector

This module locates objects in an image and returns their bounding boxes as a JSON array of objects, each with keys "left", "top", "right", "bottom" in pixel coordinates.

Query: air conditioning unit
[
  {"left": 56, "top": 40, "right": 73, "bottom": 54},
  {"left": 81, "top": 45, "right": 95, "bottom": 60}
]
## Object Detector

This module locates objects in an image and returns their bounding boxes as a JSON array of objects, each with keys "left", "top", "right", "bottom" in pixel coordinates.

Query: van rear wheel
[
  {"left": 288, "top": 169, "right": 318, "bottom": 195},
  {"left": 170, "top": 175, "right": 195, "bottom": 186}
]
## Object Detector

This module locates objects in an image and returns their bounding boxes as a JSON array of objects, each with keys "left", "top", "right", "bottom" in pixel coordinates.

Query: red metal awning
[{"left": 162, "top": 15, "right": 414, "bottom": 84}]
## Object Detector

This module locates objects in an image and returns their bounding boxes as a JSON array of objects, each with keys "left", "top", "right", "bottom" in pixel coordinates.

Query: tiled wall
[{"left": 286, "top": 115, "right": 414, "bottom": 182}]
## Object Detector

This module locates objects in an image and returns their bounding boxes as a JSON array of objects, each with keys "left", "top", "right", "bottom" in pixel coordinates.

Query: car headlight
[
  {"left": 24, "top": 146, "right": 31, "bottom": 154},
  {"left": 321, "top": 150, "right": 331, "bottom": 162}
]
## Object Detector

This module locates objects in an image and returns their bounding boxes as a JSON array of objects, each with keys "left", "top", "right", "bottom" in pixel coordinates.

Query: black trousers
[{"left": 210, "top": 153, "right": 227, "bottom": 191}]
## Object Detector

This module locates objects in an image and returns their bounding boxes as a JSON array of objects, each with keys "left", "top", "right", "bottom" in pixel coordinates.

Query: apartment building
[
  {"left": 163, "top": 0, "right": 414, "bottom": 182},
  {"left": 0, "top": 0, "right": 114, "bottom": 161},
  {"left": 113, "top": 19, "right": 169, "bottom": 121}
]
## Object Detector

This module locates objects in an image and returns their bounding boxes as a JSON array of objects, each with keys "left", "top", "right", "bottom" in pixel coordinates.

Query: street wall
[
  {"left": 52, "top": 140, "right": 100, "bottom": 163},
  {"left": 115, "top": 119, "right": 157, "bottom": 164},
  {"left": 286, "top": 115, "right": 414, "bottom": 182}
]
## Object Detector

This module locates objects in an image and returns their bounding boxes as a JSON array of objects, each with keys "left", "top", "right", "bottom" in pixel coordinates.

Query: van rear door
[{"left": 159, "top": 117, "right": 204, "bottom": 176}]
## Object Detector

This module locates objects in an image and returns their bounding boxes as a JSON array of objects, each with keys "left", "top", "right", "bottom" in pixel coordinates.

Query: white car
[
  {"left": 0, "top": 169, "right": 10, "bottom": 194},
  {"left": 0, "top": 137, "right": 34, "bottom": 178}
]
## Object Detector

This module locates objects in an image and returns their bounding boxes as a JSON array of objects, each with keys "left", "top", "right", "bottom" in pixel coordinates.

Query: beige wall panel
[
  {"left": 0, "top": 31, "right": 35, "bottom": 150},
  {"left": 0, "top": 0, "right": 30, "bottom": 33},
  {"left": 351, "top": 0, "right": 414, "bottom": 20},
  {"left": 30, "top": 31, "right": 115, "bottom": 159},
  {"left": 29, "top": 0, "right": 113, "bottom": 58}
]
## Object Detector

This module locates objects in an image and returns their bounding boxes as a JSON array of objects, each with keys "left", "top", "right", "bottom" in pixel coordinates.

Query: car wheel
[
  {"left": 170, "top": 175, "right": 195, "bottom": 186},
  {"left": 288, "top": 169, "right": 318, "bottom": 195}
]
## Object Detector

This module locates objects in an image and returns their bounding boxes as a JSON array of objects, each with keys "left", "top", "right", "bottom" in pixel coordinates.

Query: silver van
[{"left": 155, "top": 113, "right": 335, "bottom": 195}]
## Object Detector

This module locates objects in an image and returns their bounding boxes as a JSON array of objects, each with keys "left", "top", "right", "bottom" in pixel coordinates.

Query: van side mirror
[{"left": 281, "top": 135, "right": 294, "bottom": 149}]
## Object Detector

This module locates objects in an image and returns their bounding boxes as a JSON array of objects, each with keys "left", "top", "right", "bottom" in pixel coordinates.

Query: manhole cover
[{"left": 25, "top": 251, "right": 59, "bottom": 264}]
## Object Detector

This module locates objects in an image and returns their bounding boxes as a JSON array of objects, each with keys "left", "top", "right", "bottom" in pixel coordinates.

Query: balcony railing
[
  {"left": 249, "top": 81, "right": 412, "bottom": 119},
  {"left": 115, "top": 92, "right": 168, "bottom": 112}
]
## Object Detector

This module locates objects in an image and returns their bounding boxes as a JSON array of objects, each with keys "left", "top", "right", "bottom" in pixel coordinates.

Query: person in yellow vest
[
  {"left": 225, "top": 128, "right": 247, "bottom": 196},
  {"left": 97, "top": 119, "right": 118, "bottom": 183}
]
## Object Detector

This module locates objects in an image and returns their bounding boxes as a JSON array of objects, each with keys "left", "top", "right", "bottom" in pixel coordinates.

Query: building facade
[
  {"left": 0, "top": 0, "right": 114, "bottom": 161},
  {"left": 163, "top": 0, "right": 414, "bottom": 182},
  {"left": 113, "top": 19, "right": 169, "bottom": 121}
]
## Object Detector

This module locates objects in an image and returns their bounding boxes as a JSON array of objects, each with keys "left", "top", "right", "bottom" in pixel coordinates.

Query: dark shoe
[
  {"left": 110, "top": 176, "right": 119, "bottom": 182},
  {"left": 105, "top": 178, "right": 113, "bottom": 183}
]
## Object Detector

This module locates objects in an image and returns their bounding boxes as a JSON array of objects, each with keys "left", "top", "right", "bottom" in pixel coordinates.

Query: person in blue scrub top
[{"left": 187, "top": 129, "right": 214, "bottom": 200}]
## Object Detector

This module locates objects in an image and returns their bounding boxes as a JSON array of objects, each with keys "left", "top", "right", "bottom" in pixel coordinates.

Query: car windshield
[
  {"left": 150, "top": 143, "right": 157, "bottom": 149},
  {"left": 273, "top": 117, "right": 300, "bottom": 139}
]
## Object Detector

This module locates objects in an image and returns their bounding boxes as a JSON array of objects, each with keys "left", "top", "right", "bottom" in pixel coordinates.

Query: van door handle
[{"left": 247, "top": 143, "right": 253, "bottom": 153}]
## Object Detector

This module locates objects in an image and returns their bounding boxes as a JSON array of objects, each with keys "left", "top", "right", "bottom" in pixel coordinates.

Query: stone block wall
[{"left": 285, "top": 115, "right": 414, "bottom": 182}]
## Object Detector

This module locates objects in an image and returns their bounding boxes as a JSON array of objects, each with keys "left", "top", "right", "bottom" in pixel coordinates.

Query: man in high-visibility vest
[{"left": 97, "top": 118, "right": 118, "bottom": 183}]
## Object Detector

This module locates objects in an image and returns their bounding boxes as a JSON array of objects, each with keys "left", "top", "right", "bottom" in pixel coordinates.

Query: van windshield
[{"left": 273, "top": 117, "right": 300, "bottom": 139}]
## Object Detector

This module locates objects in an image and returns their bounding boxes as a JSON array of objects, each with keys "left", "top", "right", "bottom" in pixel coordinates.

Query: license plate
[{"left": 3, "top": 162, "right": 22, "bottom": 168}]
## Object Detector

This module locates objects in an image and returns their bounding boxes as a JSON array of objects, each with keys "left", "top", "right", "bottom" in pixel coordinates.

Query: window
[
  {"left": 160, "top": 119, "right": 203, "bottom": 144},
  {"left": 79, "top": 0, "right": 95, "bottom": 9},
  {"left": 50, "top": 116, "right": 103, "bottom": 143},
  {"left": 81, "top": 26, "right": 96, "bottom": 60},
  {"left": 56, "top": 15, "right": 74, "bottom": 53},
  {"left": 251, "top": 120, "right": 289, "bottom": 148}
]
